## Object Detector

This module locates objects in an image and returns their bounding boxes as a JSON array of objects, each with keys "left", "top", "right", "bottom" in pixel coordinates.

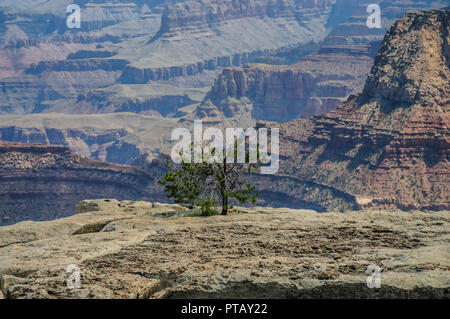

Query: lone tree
[{"left": 159, "top": 141, "right": 261, "bottom": 215}]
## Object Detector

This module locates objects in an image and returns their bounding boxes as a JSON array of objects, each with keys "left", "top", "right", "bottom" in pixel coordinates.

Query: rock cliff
[
  {"left": 0, "top": 0, "right": 337, "bottom": 119},
  {"left": 0, "top": 142, "right": 165, "bottom": 225},
  {"left": 201, "top": 42, "right": 375, "bottom": 122},
  {"left": 0, "top": 112, "right": 181, "bottom": 164},
  {"left": 0, "top": 5, "right": 448, "bottom": 215},
  {"left": 157, "top": 0, "right": 298, "bottom": 36},
  {"left": 155, "top": 0, "right": 338, "bottom": 37},
  {"left": 201, "top": 1, "right": 448, "bottom": 122},
  {"left": 269, "top": 9, "right": 450, "bottom": 211},
  {"left": 1, "top": 0, "right": 447, "bottom": 119}
]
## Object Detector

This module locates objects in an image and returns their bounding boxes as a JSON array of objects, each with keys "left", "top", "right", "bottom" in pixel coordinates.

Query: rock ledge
[{"left": 0, "top": 199, "right": 448, "bottom": 299}]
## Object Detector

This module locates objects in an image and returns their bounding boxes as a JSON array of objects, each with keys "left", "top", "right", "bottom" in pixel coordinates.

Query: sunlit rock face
[
  {"left": 266, "top": 10, "right": 450, "bottom": 211},
  {"left": 0, "top": 141, "right": 165, "bottom": 225}
]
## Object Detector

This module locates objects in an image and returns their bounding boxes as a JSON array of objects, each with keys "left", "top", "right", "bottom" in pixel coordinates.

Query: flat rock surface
[{"left": 0, "top": 199, "right": 448, "bottom": 298}]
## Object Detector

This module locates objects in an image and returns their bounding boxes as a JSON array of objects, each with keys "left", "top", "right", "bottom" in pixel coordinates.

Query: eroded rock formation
[
  {"left": 0, "top": 142, "right": 165, "bottom": 225},
  {"left": 201, "top": 1, "right": 448, "bottom": 122},
  {"left": 268, "top": 9, "right": 450, "bottom": 211},
  {"left": 201, "top": 43, "right": 375, "bottom": 122}
]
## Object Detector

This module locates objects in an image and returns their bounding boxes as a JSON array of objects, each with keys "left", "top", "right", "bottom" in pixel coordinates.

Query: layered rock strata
[
  {"left": 201, "top": 1, "right": 448, "bottom": 122},
  {"left": 270, "top": 9, "right": 450, "bottom": 210},
  {"left": 0, "top": 142, "right": 164, "bottom": 225}
]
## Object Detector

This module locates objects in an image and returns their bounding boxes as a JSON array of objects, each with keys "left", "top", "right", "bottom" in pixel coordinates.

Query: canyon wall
[
  {"left": 156, "top": 0, "right": 335, "bottom": 35},
  {"left": 158, "top": 0, "right": 297, "bottom": 35},
  {"left": 0, "top": 0, "right": 336, "bottom": 115},
  {"left": 201, "top": 0, "right": 448, "bottom": 122},
  {"left": 0, "top": 4, "right": 448, "bottom": 217},
  {"left": 270, "top": 9, "right": 450, "bottom": 211},
  {"left": 1, "top": 0, "right": 446, "bottom": 120},
  {"left": 0, "top": 126, "right": 141, "bottom": 164},
  {"left": 0, "top": 141, "right": 165, "bottom": 225},
  {"left": 202, "top": 42, "right": 376, "bottom": 121}
]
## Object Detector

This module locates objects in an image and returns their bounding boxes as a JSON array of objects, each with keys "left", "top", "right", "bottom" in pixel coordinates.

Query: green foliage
[
  {"left": 158, "top": 141, "right": 261, "bottom": 215},
  {"left": 184, "top": 207, "right": 220, "bottom": 217}
]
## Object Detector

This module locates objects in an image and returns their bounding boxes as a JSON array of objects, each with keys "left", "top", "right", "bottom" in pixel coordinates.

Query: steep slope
[
  {"left": 200, "top": 0, "right": 448, "bottom": 122},
  {"left": 0, "top": 112, "right": 180, "bottom": 164},
  {"left": 118, "top": 0, "right": 334, "bottom": 83},
  {"left": 0, "top": 141, "right": 165, "bottom": 225},
  {"left": 0, "top": 1, "right": 164, "bottom": 114},
  {"left": 199, "top": 43, "right": 376, "bottom": 123},
  {"left": 270, "top": 9, "right": 449, "bottom": 210},
  {"left": 0, "top": 0, "right": 335, "bottom": 115}
]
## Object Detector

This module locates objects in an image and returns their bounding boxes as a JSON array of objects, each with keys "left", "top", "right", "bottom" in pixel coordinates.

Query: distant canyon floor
[{"left": 0, "top": 199, "right": 448, "bottom": 299}]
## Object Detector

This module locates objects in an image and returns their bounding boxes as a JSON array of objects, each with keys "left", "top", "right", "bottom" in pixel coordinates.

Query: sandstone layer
[
  {"left": 181, "top": 9, "right": 450, "bottom": 212},
  {"left": 200, "top": 44, "right": 375, "bottom": 122},
  {"left": 266, "top": 9, "right": 450, "bottom": 211},
  {"left": 0, "top": 199, "right": 448, "bottom": 299},
  {"left": 0, "top": 141, "right": 165, "bottom": 225},
  {"left": 2, "top": 0, "right": 445, "bottom": 119},
  {"left": 200, "top": 1, "right": 448, "bottom": 122},
  {"left": 0, "top": 112, "right": 181, "bottom": 164},
  {"left": 0, "top": 0, "right": 335, "bottom": 116},
  {"left": 0, "top": 6, "right": 448, "bottom": 220},
  {"left": 1, "top": 1, "right": 448, "bottom": 168}
]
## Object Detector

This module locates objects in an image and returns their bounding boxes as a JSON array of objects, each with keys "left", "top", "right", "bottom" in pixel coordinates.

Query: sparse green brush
[
  {"left": 159, "top": 141, "right": 261, "bottom": 216},
  {"left": 184, "top": 207, "right": 220, "bottom": 217}
]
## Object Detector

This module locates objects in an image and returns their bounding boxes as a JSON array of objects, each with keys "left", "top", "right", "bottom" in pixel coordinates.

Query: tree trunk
[
  {"left": 221, "top": 195, "right": 228, "bottom": 215},
  {"left": 221, "top": 159, "right": 228, "bottom": 215}
]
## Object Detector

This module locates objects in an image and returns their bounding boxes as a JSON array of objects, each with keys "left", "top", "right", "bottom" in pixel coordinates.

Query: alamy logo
[
  {"left": 366, "top": 264, "right": 382, "bottom": 288},
  {"left": 66, "top": 4, "right": 81, "bottom": 29},
  {"left": 170, "top": 120, "right": 279, "bottom": 174},
  {"left": 367, "top": 4, "right": 382, "bottom": 29},
  {"left": 66, "top": 264, "right": 81, "bottom": 289}
]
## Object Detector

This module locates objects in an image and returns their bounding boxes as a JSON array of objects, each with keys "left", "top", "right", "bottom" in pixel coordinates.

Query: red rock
[
  {"left": 0, "top": 141, "right": 164, "bottom": 225},
  {"left": 271, "top": 10, "right": 450, "bottom": 211}
]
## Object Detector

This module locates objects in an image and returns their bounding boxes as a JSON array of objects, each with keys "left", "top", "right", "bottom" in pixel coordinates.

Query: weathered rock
[
  {"left": 158, "top": 0, "right": 299, "bottom": 36},
  {"left": 0, "top": 142, "right": 165, "bottom": 225},
  {"left": 0, "top": 199, "right": 448, "bottom": 299},
  {"left": 201, "top": 2, "right": 449, "bottom": 122},
  {"left": 250, "top": 9, "right": 450, "bottom": 211},
  {"left": 202, "top": 49, "right": 372, "bottom": 122},
  {"left": 75, "top": 200, "right": 102, "bottom": 214},
  {"left": 0, "top": 0, "right": 335, "bottom": 114},
  {"left": 0, "top": 115, "right": 176, "bottom": 164},
  {"left": 363, "top": 10, "right": 450, "bottom": 106},
  {"left": 0, "top": 275, "right": 25, "bottom": 296},
  {"left": 0, "top": 0, "right": 447, "bottom": 118}
]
